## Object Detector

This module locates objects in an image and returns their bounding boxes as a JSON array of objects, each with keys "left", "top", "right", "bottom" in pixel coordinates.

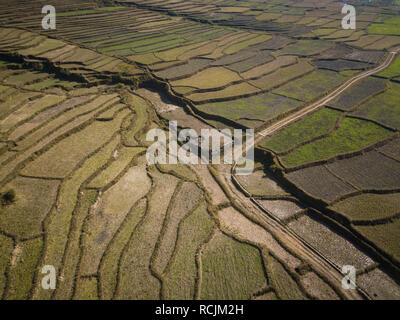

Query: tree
[{"left": 1, "top": 189, "right": 16, "bottom": 205}]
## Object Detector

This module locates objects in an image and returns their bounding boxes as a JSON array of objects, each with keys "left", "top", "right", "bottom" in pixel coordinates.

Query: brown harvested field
[
  {"left": 161, "top": 108, "right": 213, "bottom": 132},
  {"left": 0, "top": 91, "right": 42, "bottom": 119},
  {"left": 288, "top": 214, "right": 375, "bottom": 269},
  {"left": 170, "top": 67, "right": 242, "bottom": 90},
  {"left": 317, "top": 44, "right": 352, "bottom": 59},
  {"left": 286, "top": 166, "right": 356, "bottom": 202},
  {"left": 1, "top": 95, "right": 66, "bottom": 132},
  {"left": 155, "top": 41, "right": 209, "bottom": 62},
  {"left": 163, "top": 201, "right": 214, "bottom": 299},
  {"left": 5, "top": 237, "right": 42, "bottom": 300},
  {"left": 241, "top": 55, "right": 297, "bottom": 79},
  {"left": 330, "top": 193, "right": 400, "bottom": 222},
  {"left": 268, "top": 257, "right": 306, "bottom": 300},
  {"left": 21, "top": 107, "right": 128, "bottom": 178},
  {"left": 0, "top": 177, "right": 59, "bottom": 239},
  {"left": 178, "top": 42, "right": 219, "bottom": 61},
  {"left": 258, "top": 199, "right": 303, "bottom": 221},
  {"left": 18, "top": 38, "right": 65, "bottom": 56},
  {"left": 236, "top": 170, "right": 289, "bottom": 197},
  {"left": 87, "top": 147, "right": 145, "bottom": 189},
  {"left": 344, "top": 50, "right": 385, "bottom": 64},
  {"left": 155, "top": 58, "right": 211, "bottom": 80},
  {"left": 39, "top": 44, "right": 76, "bottom": 60},
  {"left": 53, "top": 189, "right": 98, "bottom": 300},
  {"left": 354, "top": 220, "right": 400, "bottom": 262},
  {"left": 8, "top": 95, "right": 95, "bottom": 142},
  {"left": 327, "top": 151, "right": 400, "bottom": 190},
  {"left": 80, "top": 161, "right": 152, "bottom": 276},
  {"left": 153, "top": 182, "right": 203, "bottom": 275},
  {"left": 186, "top": 82, "right": 260, "bottom": 103},
  {"left": 378, "top": 138, "right": 400, "bottom": 161},
  {"left": 217, "top": 206, "right": 301, "bottom": 270},
  {"left": 99, "top": 198, "right": 147, "bottom": 300},
  {"left": 116, "top": 170, "right": 179, "bottom": 299},
  {"left": 158, "top": 163, "right": 198, "bottom": 182},
  {"left": 350, "top": 35, "right": 385, "bottom": 49},
  {"left": 313, "top": 59, "right": 370, "bottom": 72},
  {"left": 13, "top": 94, "right": 118, "bottom": 152},
  {"left": 33, "top": 136, "right": 121, "bottom": 300},
  {"left": 191, "top": 165, "right": 228, "bottom": 205},
  {"left": 3, "top": 71, "right": 50, "bottom": 86},
  {"left": 365, "top": 36, "right": 400, "bottom": 50},
  {"left": 254, "top": 291, "right": 278, "bottom": 300},
  {"left": 357, "top": 268, "right": 400, "bottom": 300},
  {"left": 73, "top": 278, "right": 98, "bottom": 300},
  {"left": 299, "top": 272, "right": 340, "bottom": 300},
  {"left": 249, "top": 61, "right": 315, "bottom": 91}
]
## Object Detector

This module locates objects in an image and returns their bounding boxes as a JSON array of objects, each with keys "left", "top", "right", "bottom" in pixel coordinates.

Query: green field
[
  {"left": 280, "top": 117, "right": 392, "bottom": 167},
  {"left": 197, "top": 92, "right": 301, "bottom": 127},
  {"left": 274, "top": 39, "right": 334, "bottom": 56},
  {"left": 368, "top": 16, "right": 400, "bottom": 36},
  {"left": 352, "top": 81, "right": 400, "bottom": 129},
  {"left": 377, "top": 55, "right": 400, "bottom": 78},
  {"left": 272, "top": 70, "right": 346, "bottom": 102},
  {"left": 261, "top": 108, "right": 342, "bottom": 153}
]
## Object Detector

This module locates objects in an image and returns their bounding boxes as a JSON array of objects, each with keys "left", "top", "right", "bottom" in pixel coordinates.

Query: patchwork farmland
[{"left": 0, "top": 0, "right": 400, "bottom": 301}]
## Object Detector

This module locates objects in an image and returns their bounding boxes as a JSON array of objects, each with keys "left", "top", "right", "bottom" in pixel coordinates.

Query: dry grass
[
  {"left": 99, "top": 198, "right": 147, "bottom": 300},
  {"left": 80, "top": 161, "right": 152, "bottom": 276},
  {"left": 115, "top": 170, "right": 179, "bottom": 299},
  {"left": 299, "top": 272, "right": 340, "bottom": 300},
  {"left": 34, "top": 136, "right": 120, "bottom": 300},
  {"left": 191, "top": 165, "right": 228, "bottom": 205},
  {"left": 259, "top": 199, "right": 303, "bottom": 220},
  {"left": 0, "top": 177, "right": 59, "bottom": 239},
  {"left": 6, "top": 237, "right": 42, "bottom": 300},
  {"left": 1, "top": 95, "right": 66, "bottom": 132},
  {"left": 217, "top": 206, "right": 301, "bottom": 270},
  {"left": 0, "top": 234, "right": 13, "bottom": 298},
  {"left": 187, "top": 82, "right": 260, "bottom": 103},
  {"left": 21, "top": 108, "right": 129, "bottom": 178},
  {"left": 74, "top": 278, "right": 98, "bottom": 300},
  {"left": 236, "top": 171, "right": 289, "bottom": 197},
  {"left": 268, "top": 257, "right": 306, "bottom": 300},
  {"left": 171, "top": 67, "right": 242, "bottom": 90},
  {"left": 249, "top": 61, "right": 314, "bottom": 90},
  {"left": 153, "top": 182, "right": 202, "bottom": 275},
  {"left": 163, "top": 202, "right": 214, "bottom": 299},
  {"left": 331, "top": 193, "right": 400, "bottom": 222},
  {"left": 88, "top": 147, "right": 145, "bottom": 189},
  {"left": 241, "top": 55, "right": 297, "bottom": 79},
  {"left": 200, "top": 230, "right": 267, "bottom": 300}
]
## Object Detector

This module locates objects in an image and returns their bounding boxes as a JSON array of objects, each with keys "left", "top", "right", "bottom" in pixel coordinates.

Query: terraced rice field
[{"left": 1, "top": 0, "right": 400, "bottom": 301}]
